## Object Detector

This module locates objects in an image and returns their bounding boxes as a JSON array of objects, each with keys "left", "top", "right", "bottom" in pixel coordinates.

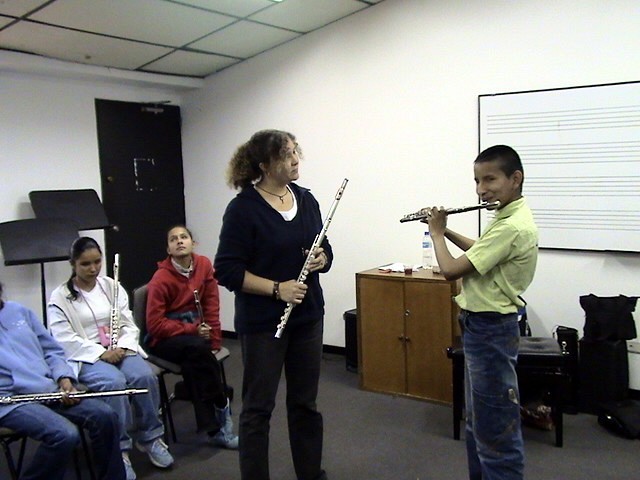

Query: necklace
[{"left": 256, "top": 184, "right": 289, "bottom": 203}]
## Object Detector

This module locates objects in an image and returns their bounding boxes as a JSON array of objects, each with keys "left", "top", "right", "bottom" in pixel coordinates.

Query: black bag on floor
[
  {"left": 598, "top": 399, "right": 640, "bottom": 439},
  {"left": 579, "top": 294, "right": 638, "bottom": 341}
]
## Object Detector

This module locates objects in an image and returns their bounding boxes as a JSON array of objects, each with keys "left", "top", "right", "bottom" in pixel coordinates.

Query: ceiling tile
[
  {"left": 0, "top": 0, "right": 51, "bottom": 17},
  {"left": 191, "top": 20, "right": 300, "bottom": 58},
  {"left": 250, "top": 0, "right": 368, "bottom": 32},
  {"left": 141, "top": 49, "right": 239, "bottom": 77},
  {"left": 0, "top": 22, "right": 172, "bottom": 70},
  {"left": 0, "top": 0, "right": 385, "bottom": 79},
  {"left": 0, "top": 16, "right": 15, "bottom": 28},
  {"left": 175, "top": 0, "right": 276, "bottom": 18},
  {"left": 30, "top": 0, "right": 236, "bottom": 47}
]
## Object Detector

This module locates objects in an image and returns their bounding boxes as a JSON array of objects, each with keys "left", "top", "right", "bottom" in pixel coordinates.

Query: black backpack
[{"left": 579, "top": 294, "right": 638, "bottom": 341}]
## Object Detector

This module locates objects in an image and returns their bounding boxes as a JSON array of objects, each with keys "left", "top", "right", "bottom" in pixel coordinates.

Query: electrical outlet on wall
[{"left": 627, "top": 340, "right": 640, "bottom": 354}]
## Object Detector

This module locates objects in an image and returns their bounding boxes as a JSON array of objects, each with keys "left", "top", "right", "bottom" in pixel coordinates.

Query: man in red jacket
[{"left": 146, "top": 225, "right": 237, "bottom": 449}]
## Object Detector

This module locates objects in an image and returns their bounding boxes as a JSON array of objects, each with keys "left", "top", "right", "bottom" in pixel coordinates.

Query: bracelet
[{"left": 272, "top": 281, "right": 280, "bottom": 300}]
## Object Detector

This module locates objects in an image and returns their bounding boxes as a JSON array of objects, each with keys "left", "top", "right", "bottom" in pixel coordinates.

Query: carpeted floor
[{"left": 3, "top": 337, "right": 639, "bottom": 479}]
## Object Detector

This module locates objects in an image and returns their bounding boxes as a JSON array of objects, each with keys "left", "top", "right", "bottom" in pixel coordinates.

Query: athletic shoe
[{"left": 135, "top": 438, "right": 174, "bottom": 468}]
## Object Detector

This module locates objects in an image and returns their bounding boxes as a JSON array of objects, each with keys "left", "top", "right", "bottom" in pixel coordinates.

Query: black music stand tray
[
  {"left": 29, "top": 189, "right": 110, "bottom": 230},
  {"left": 0, "top": 218, "right": 79, "bottom": 325}
]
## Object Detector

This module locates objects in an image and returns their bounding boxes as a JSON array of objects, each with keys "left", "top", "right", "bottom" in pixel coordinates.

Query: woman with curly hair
[{"left": 215, "top": 129, "right": 332, "bottom": 480}]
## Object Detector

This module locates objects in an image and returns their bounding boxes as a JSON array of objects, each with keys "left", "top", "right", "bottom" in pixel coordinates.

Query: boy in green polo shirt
[{"left": 424, "top": 145, "right": 538, "bottom": 480}]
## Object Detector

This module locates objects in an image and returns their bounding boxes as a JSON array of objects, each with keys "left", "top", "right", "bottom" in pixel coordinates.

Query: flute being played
[
  {"left": 275, "top": 178, "right": 349, "bottom": 338},
  {"left": 399, "top": 201, "right": 500, "bottom": 223},
  {"left": 0, "top": 388, "right": 149, "bottom": 405}
]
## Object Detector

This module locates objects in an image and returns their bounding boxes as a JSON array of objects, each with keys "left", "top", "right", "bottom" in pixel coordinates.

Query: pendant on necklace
[{"left": 257, "top": 184, "right": 288, "bottom": 203}]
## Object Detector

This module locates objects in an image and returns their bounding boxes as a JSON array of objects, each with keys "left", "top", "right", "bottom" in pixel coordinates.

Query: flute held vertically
[
  {"left": 399, "top": 201, "right": 500, "bottom": 223},
  {"left": 193, "top": 289, "right": 205, "bottom": 322},
  {"left": 0, "top": 388, "right": 149, "bottom": 405},
  {"left": 275, "top": 178, "right": 349, "bottom": 338},
  {"left": 193, "top": 289, "right": 210, "bottom": 335},
  {"left": 109, "top": 253, "right": 120, "bottom": 350}
]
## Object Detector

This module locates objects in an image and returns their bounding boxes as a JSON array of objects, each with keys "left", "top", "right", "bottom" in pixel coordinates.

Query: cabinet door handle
[
  {"left": 404, "top": 309, "right": 410, "bottom": 317},
  {"left": 405, "top": 336, "right": 411, "bottom": 343}
]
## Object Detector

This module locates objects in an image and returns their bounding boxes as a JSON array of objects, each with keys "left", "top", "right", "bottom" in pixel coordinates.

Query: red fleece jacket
[{"left": 146, "top": 253, "right": 221, "bottom": 350}]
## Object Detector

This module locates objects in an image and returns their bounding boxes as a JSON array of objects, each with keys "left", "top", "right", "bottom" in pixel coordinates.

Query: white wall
[
  {"left": 1, "top": 0, "right": 638, "bottom": 348},
  {"left": 180, "top": 0, "right": 640, "bottom": 346},
  {"left": 0, "top": 66, "right": 185, "bottom": 316}
]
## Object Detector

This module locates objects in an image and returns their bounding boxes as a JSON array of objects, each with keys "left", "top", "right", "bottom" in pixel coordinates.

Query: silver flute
[
  {"left": 193, "top": 289, "right": 210, "bottom": 332},
  {"left": 275, "top": 178, "right": 349, "bottom": 338},
  {"left": 109, "top": 253, "right": 120, "bottom": 350},
  {"left": 194, "top": 289, "right": 205, "bottom": 322},
  {"left": 0, "top": 388, "right": 149, "bottom": 405},
  {"left": 399, "top": 201, "right": 500, "bottom": 223}
]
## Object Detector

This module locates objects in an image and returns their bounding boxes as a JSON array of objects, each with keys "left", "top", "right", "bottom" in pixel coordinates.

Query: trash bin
[{"left": 343, "top": 309, "right": 357, "bottom": 372}]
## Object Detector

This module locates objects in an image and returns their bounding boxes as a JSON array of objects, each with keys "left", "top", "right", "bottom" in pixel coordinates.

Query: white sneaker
[
  {"left": 135, "top": 438, "right": 174, "bottom": 468},
  {"left": 122, "top": 452, "right": 137, "bottom": 480},
  {"left": 211, "top": 400, "right": 239, "bottom": 449}
]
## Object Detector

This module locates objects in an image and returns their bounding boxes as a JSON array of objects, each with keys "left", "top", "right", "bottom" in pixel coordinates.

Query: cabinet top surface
[{"left": 356, "top": 267, "right": 457, "bottom": 284}]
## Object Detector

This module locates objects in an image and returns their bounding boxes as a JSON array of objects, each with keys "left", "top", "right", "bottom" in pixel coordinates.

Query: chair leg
[
  {"left": 551, "top": 375, "right": 564, "bottom": 447},
  {"left": 219, "top": 363, "right": 233, "bottom": 402},
  {"left": 79, "top": 428, "right": 98, "bottom": 480},
  {"left": 0, "top": 436, "right": 21, "bottom": 480},
  {"left": 158, "top": 374, "right": 178, "bottom": 443},
  {"left": 452, "top": 357, "right": 464, "bottom": 440},
  {"left": 73, "top": 448, "right": 82, "bottom": 480},
  {"left": 16, "top": 436, "right": 27, "bottom": 478},
  {"left": 1, "top": 430, "right": 97, "bottom": 480}
]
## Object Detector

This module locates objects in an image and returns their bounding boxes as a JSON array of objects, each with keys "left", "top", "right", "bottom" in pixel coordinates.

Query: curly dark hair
[{"left": 225, "top": 129, "right": 301, "bottom": 190}]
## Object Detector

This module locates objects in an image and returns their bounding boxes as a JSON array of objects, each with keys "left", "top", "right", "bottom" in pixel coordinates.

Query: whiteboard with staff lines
[{"left": 479, "top": 81, "right": 640, "bottom": 252}]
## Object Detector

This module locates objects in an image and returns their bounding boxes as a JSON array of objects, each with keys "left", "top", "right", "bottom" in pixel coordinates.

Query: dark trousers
[
  {"left": 150, "top": 335, "right": 224, "bottom": 433},
  {"left": 239, "top": 319, "right": 325, "bottom": 480},
  {"left": 0, "top": 399, "right": 125, "bottom": 480}
]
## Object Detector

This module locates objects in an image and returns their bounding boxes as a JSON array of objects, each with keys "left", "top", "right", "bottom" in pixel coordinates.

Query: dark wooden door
[{"left": 95, "top": 99, "right": 185, "bottom": 295}]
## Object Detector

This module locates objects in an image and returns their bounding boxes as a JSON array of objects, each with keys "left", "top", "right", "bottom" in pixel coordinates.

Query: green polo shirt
[{"left": 455, "top": 197, "right": 538, "bottom": 314}]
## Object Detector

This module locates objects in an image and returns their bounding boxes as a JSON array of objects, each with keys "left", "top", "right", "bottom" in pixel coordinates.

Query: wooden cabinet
[{"left": 356, "top": 268, "right": 460, "bottom": 404}]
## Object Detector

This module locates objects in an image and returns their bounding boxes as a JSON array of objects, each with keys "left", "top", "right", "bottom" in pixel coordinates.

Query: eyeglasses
[{"left": 283, "top": 143, "right": 301, "bottom": 158}]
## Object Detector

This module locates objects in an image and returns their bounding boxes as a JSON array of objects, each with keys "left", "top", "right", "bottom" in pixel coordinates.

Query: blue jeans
[
  {"left": 79, "top": 354, "right": 164, "bottom": 451},
  {"left": 460, "top": 310, "right": 524, "bottom": 480},
  {"left": 239, "top": 319, "right": 325, "bottom": 480},
  {"left": 0, "top": 399, "right": 125, "bottom": 480}
]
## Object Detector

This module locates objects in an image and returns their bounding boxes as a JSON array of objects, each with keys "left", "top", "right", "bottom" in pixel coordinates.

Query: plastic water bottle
[{"left": 422, "top": 231, "right": 433, "bottom": 269}]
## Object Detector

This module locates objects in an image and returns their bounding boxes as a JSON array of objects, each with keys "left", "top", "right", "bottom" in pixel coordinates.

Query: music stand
[
  {"left": 0, "top": 218, "right": 79, "bottom": 325},
  {"left": 29, "top": 189, "right": 111, "bottom": 230}
]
